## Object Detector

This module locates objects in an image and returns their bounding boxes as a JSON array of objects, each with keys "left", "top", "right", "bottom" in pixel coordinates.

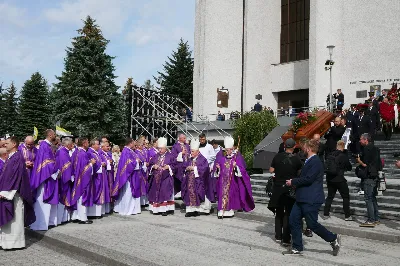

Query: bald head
[
  {"left": 178, "top": 134, "right": 186, "bottom": 143},
  {"left": 313, "top": 134, "right": 321, "bottom": 141},
  {"left": 25, "top": 136, "right": 35, "bottom": 149}
]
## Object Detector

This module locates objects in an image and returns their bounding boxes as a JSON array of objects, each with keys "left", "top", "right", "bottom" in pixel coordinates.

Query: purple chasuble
[
  {"left": 56, "top": 147, "right": 73, "bottom": 207},
  {"left": 0, "top": 151, "right": 36, "bottom": 227},
  {"left": 214, "top": 153, "right": 255, "bottom": 212},
  {"left": 31, "top": 140, "right": 58, "bottom": 204},
  {"left": 0, "top": 160, "right": 4, "bottom": 175},
  {"left": 99, "top": 149, "right": 112, "bottom": 204},
  {"left": 112, "top": 147, "right": 137, "bottom": 199},
  {"left": 87, "top": 148, "right": 106, "bottom": 205},
  {"left": 147, "top": 147, "right": 158, "bottom": 163},
  {"left": 171, "top": 142, "right": 190, "bottom": 194},
  {"left": 135, "top": 149, "right": 149, "bottom": 197},
  {"left": 181, "top": 153, "right": 208, "bottom": 207},
  {"left": 18, "top": 144, "right": 37, "bottom": 179},
  {"left": 70, "top": 148, "right": 93, "bottom": 207},
  {"left": 148, "top": 152, "right": 175, "bottom": 204}
]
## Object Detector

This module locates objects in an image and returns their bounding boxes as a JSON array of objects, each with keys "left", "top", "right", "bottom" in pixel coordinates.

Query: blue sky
[{"left": 0, "top": 0, "right": 195, "bottom": 90}]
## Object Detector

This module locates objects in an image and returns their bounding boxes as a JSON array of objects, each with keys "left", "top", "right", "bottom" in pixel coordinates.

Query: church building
[{"left": 193, "top": 0, "right": 400, "bottom": 121}]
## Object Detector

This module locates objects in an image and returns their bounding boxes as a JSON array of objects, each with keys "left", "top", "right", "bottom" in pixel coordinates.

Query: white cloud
[
  {"left": 0, "top": 2, "right": 27, "bottom": 28},
  {"left": 43, "top": 0, "right": 133, "bottom": 36}
]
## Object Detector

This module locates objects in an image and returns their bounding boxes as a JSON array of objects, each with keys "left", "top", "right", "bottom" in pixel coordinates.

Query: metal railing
[{"left": 275, "top": 105, "right": 327, "bottom": 118}]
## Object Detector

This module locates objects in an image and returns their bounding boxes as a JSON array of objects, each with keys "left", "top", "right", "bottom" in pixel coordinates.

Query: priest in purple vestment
[
  {"left": 214, "top": 136, "right": 255, "bottom": 219},
  {"left": 147, "top": 139, "right": 158, "bottom": 162},
  {"left": 135, "top": 140, "right": 149, "bottom": 207},
  {"left": 18, "top": 136, "right": 37, "bottom": 179},
  {"left": 171, "top": 134, "right": 190, "bottom": 197},
  {"left": 87, "top": 139, "right": 106, "bottom": 217},
  {"left": 112, "top": 138, "right": 141, "bottom": 215},
  {"left": 99, "top": 141, "right": 113, "bottom": 214},
  {"left": 55, "top": 137, "right": 74, "bottom": 223},
  {"left": 30, "top": 129, "right": 61, "bottom": 231},
  {"left": 70, "top": 137, "right": 95, "bottom": 224},
  {"left": 148, "top": 137, "right": 175, "bottom": 216},
  {"left": 181, "top": 139, "right": 210, "bottom": 217},
  {"left": 0, "top": 136, "right": 35, "bottom": 250}
]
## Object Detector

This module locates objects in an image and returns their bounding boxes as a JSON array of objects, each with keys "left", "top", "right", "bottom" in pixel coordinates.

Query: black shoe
[
  {"left": 282, "top": 248, "right": 302, "bottom": 255},
  {"left": 330, "top": 234, "right": 341, "bottom": 256},
  {"left": 161, "top": 212, "right": 168, "bottom": 216},
  {"left": 78, "top": 220, "right": 93, "bottom": 224},
  {"left": 167, "top": 210, "right": 175, "bottom": 215},
  {"left": 71, "top": 220, "right": 79, "bottom": 223},
  {"left": 218, "top": 216, "right": 223, "bottom": 219},
  {"left": 185, "top": 212, "right": 193, "bottom": 217},
  {"left": 303, "top": 229, "right": 313, "bottom": 237}
]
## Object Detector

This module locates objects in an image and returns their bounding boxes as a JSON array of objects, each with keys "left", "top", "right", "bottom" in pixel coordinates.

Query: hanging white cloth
[
  {"left": 0, "top": 193, "right": 25, "bottom": 250},
  {"left": 114, "top": 181, "right": 141, "bottom": 215},
  {"left": 30, "top": 184, "right": 58, "bottom": 231}
]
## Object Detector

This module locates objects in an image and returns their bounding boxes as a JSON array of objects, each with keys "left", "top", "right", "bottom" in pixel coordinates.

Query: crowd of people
[
  {"left": 0, "top": 130, "right": 255, "bottom": 250},
  {"left": 268, "top": 89, "right": 393, "bottom": 255}
]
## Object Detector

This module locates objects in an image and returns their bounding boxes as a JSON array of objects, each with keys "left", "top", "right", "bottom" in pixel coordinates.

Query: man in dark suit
[
  {"left": 284, "top": 139, "right": 341, "bottom": 256},
  {"left": 324, "top": 117, "right": 345, "bottom": 155},
  {"left": 334, "top": 89, "right": 344, "bottom": 111}
]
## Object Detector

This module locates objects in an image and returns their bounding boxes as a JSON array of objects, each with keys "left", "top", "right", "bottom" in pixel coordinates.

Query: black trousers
[
  {"left": 275, "top": 195, "right": 295, "bottom": 243},
  {"left": 324, "top": 181, "right": 350, "bottom": 218},
  {"left": 383, "top": 122, "right": 393, "bottom": 140}
]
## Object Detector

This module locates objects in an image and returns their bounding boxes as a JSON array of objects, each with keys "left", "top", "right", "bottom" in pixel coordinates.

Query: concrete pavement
[{"left": 2, "top": 204, "right": 399, "bottom": 266}]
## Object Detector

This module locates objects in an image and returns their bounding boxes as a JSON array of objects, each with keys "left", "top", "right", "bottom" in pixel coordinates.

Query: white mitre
[
  {"left": 157, "top": 137, "right": 167, "bottom": 148},
  {"left": 224, "top": 136, "right": 234, "bottom": 149},
  {"left": 190, "top": 139, "right": 200, "bottom": 150}
]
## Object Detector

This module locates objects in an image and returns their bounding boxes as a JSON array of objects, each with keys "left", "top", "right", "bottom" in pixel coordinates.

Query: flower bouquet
[{"left": 288, "top": 110, "right": 318, "bottom": 133}]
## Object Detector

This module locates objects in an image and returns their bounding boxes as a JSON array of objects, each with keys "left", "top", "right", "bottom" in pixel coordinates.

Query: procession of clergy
[{"left": 0, "top": 129, "right": 255, "bottom": 250}]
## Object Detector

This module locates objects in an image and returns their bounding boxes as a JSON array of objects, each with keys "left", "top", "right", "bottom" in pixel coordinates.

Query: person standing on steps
[
  {"left": 284, "top": 139, "right": 341, "bottom": 256},
  {"left": 323, "top": 140, "right": 353, "bottom": 221}
]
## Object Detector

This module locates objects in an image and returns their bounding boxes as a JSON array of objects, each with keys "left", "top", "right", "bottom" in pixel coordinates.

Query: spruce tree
[
  {"left": 3, "top": 82, "right": 19, "bottom": 135},
  {"left": 54, "top": 16, "right": 123, "bottom": 139},
  {"left": 17, "top": 72, "right": 50, "bottom": 138},
  {"left": 0, "top": 83, "right": 6, "bottom": 135},
  {"left": 157, "top": 38, "right": 194, "bottom": 105}
]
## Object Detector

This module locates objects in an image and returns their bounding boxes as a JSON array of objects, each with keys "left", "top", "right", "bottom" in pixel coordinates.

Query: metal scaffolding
[{"left": 129, "top": 86, "right": 199, "bottom": 145}]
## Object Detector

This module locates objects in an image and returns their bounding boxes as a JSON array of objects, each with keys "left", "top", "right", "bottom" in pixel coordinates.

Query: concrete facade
[{"left": 194, "top": 0, "right": 400, "bottom": 121}]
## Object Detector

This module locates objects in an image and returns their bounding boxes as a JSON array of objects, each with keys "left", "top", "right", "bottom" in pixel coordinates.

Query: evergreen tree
[
  {"left": 54, "top": 16, "right": 123, "bottom": 139},
  {"left": 122, "top": 78, "right": 133, "bottom": 136},
  {"left": 157, "top": 38, "right": 194, "bottom": 105},
  {"left": 0, "top": 83, "right": 6, "bottom": 135},
  {"left": 17, "top": 72, "right": 50, "bottom": 138},
  {"left": 3, "top": 82, "right": 19, "bottom": 135}
]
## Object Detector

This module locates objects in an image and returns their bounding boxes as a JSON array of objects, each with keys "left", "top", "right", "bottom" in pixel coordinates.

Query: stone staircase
[{"left": 250, "top": 134, "right": 400, "bottom": 220}]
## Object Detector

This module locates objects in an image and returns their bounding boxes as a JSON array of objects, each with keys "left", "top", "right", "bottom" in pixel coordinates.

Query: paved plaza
[{"left": 2, "top": 203, "right": 400, "bottom": 266}]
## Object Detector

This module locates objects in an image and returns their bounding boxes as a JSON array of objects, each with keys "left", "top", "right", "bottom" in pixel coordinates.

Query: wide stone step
[{"left": 325, "top": 203, "right": 400, "bottom": 220}]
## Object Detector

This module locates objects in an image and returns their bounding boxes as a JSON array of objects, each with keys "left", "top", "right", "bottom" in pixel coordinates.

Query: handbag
[
  {"left": 287, "top": 186, "right": 296, "bottom": 199},
  {"left": 378, "top": 171, "right": 386, "bottom": 192},
  {"left": 265, "top": 176, "right": 274, "bottom": 198}
]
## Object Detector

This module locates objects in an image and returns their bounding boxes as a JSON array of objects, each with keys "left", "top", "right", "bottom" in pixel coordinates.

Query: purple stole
[
  {"left": 87, "top": 148, "right": 105, "bottom": 205},
  {"left": 31, "top": 141, "right": 58, "bottom": 204},
  {"left": 181, "top": 153, "right": 208, "bottom": 207},
  {"left": 112, "top": 147, "right": 137, "bottom": 199},
  {"left": 99, "top": 149, "right": 112, "bottom": 204},
  {"left": 214, "top": 154, "right": 255, "bottom": 212},
  {"left": 135, "top": 149, "right": 148, "bottom": 197},
  {"left": 71, "top": 148, "right": 93, "bottom": 207},
  {"left": 0, "top": 151, "right": 35, "bottom": 227},
  {"left": 56, "top": 147, "right": 73, "bottom": 208},
  {"left": 148, "top": 152, "right": 174, "bottom": 205},
  {"left": 18, "top": 144, "right": 37, "bottom": 178}
]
